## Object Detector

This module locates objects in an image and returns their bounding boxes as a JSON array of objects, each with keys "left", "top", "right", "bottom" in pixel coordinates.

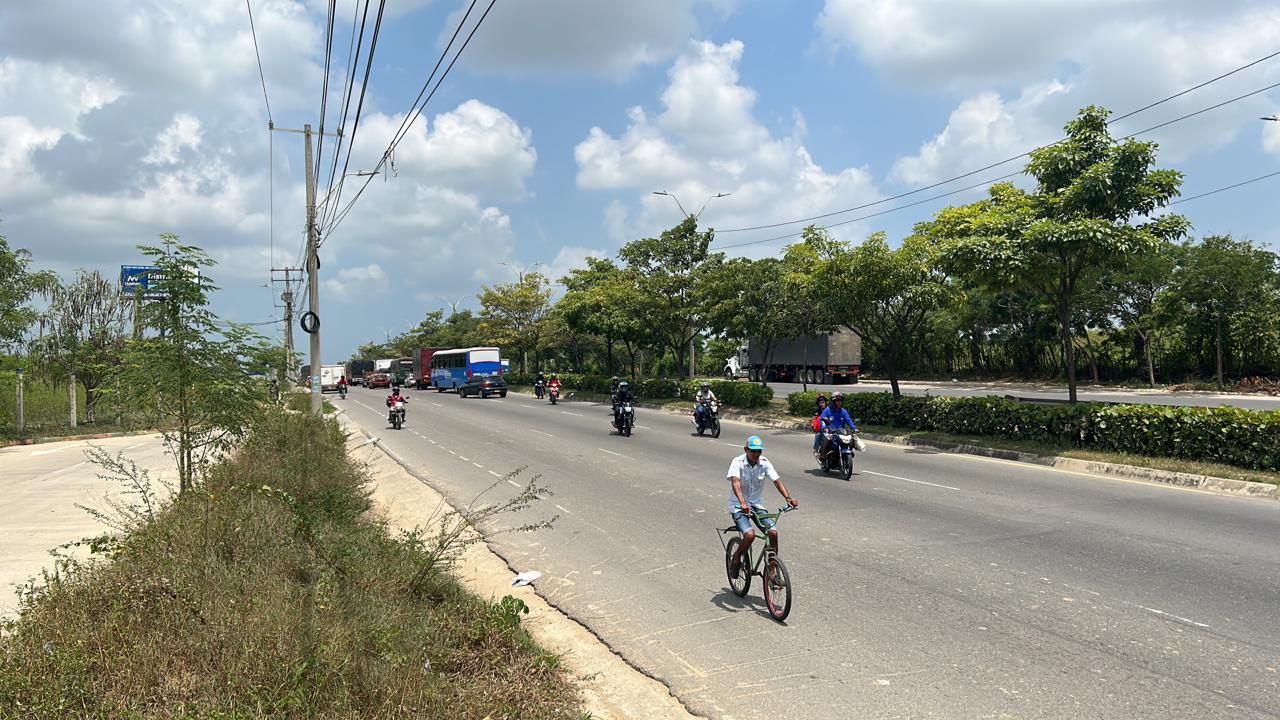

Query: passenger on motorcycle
[
  {"left": 612, "top": 380, "right": 633, "bottom": 427},
  {"left": 694, "top": 382, "right": 718, "bottom": 425},
  {"left": 811, "top": 394, "right": 828, "bottom": 455},
  {"left": 609, "top": 376, "right": 621, "bottom": 403},
  {"left": 817, "top": 392, "right": 858, "bottom": 460}
]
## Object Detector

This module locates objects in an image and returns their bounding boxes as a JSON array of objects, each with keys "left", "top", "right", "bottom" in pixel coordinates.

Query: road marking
[
  {"left": 447, "top": 450, "right": 456, "bottom": 455},
  {"left": 639, "top": 561, "right": 682, "bottom": 576},
  {"left": 636, "top": 425, "right": 651, "bottom": 429},
  {"left": 531, "top": 429, "right": 554, "bottom": 437},
  {"left": 431, "top": 402, "right": 442, "bottom": 408},
  {"left": 472, "top": 462, "right": 484, "bottom": 468},
  {"left": 862, "top": 469, "right": 960, "bottom": 491},
  {"left": 723, "top": 442, "right": 740, "bottom": 448},
  {"left": 459, "top": 456, "right": 470, "bottom": 462},
  {"left": 507, "top": 479, "right": 521, "bottom": 488},
  {"left": 124, "top": 442, "right": 147, "bottom": 450},
  {"left": 554, "top": 503, "right": 573, "bottom": 515},
  {"left": 428, "top": 439, "right": 437, "bottom": 444},
  {"left": 489, "top": 470, "right": 502, "bottom": 478},
  {"left": 598, "top": 448, "right": 634, "bottom": 460},
  {"left": 31, "top": 446, "right": 71, "bottom": 456},
  {"left": 41, "top": 461, "right": 88, "bottom": 479},
  {"left": 561, "top": 410, "right": 583, "bottom": 417},
  {"left": 522, "top": 404, "right": 535, "bottom": 408},
  {"left": 492, "top": 399, "right": 504, "bottom": 403}
]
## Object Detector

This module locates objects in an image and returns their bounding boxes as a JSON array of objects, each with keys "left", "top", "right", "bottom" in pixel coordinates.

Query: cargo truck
[
  {"left": 723, "top": 328, "right": 862, "bottom": 384},
  {"left": 412, "top": 347, "right": 448, "bottom": 389},
  {"left": 319, "top": 364, "right": 346, "bottom": 392}
]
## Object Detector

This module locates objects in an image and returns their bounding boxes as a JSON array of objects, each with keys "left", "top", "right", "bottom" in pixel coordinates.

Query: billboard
[{"left": 120, "top": 265, "right": 164, "bottom": 299}]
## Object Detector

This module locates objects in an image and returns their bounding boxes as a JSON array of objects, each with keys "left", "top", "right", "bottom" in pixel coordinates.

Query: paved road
[
  {"left": 0, "top": 433, "right": 171, "bottom": 617},
  {"left": 766, "top": 379, "right": 1280, "bottom": 411},
  {"left": 340, "top": 386, "right": 1280, "bottom": 719}
]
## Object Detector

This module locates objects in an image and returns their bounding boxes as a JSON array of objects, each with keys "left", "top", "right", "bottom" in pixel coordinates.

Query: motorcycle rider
[
  {"left": 693, "top": 381, "right": 718, "bottom": 428},
  {"left": 547, "top": 372, "right": 561, "bottom": 397},
  {"left": 612, "top": 380, "right": 633, "bottom": 428},
  {"left": 817, "top": 392, "right": 858, "bottom": 464},
  {"left": 338, "top": 374, "right": 348, "bottom": 397},
  {"left": 811, "top": 394, "right": 828, "bottom": 455},
  {"left": 535, "top": 370, "right": 546, "bottom": 398},
  {"left": 386, "top": 385, "right": 407, "bottom": 418}
]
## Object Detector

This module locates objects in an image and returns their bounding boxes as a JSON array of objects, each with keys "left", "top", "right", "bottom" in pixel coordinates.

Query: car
[
  {"left": 368, "top": 372, "right": 392, "bottom": 389},
  {"left": 458, "top": 374, "right": 507, "bottom": 398},
  {"left": 350, "top": 375, "right": 364, "bottom": 387}
]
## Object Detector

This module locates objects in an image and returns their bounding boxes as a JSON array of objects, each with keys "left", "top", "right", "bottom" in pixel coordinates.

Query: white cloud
[
  {"left": 819, "top": 0, "right": 1280, "bottom": 187},
  {"left": 1264, "top": 120, "right": 1280, "bottom": 157},
  {"left": 440, "top": 0, "right": 734, "bottom": 78},
  {"left": 575, "top": 40, "right": 882, "bottom": 252},
  {"left": 143, "top": 113, "right": 203, "bottom": 165},
  {"left": 325, "top": 263, "right": 386, "bottom": 302}
]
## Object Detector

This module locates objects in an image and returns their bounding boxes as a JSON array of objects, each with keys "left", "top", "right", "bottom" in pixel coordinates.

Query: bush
[
  {"left": 785, "top": 391, "right": 1280, "bottom": 471},
  {"left": 680, "top": 379, "right": 773, "bottom": 409},
  {"left": 788, "top": 391, "right": 820, "bottom": 416}
]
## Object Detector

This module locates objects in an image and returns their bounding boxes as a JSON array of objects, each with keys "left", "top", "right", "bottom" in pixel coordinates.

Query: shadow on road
[{"left": 709, "top": 587, "right": 771, "bottom": 618}]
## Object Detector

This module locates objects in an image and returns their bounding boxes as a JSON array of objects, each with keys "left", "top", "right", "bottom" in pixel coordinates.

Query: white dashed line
[
  {"left": 447, "top": 450, "right": 457, "bottom": 455},
  {"left": 507, "top": 479, "right": 521, "bottom": 488},
  {"left": 459, "top": 456, "right": 470, "bottom": 462},
  {"left": 431, "top": 402, "right": 443, "bottom": 408},
  {"left": 863, "top": 470, "right": 960, "bottom": 491},
  {"left": 554, "top": 504, "right": 573, "bottom": 515},
  {"left": 598, "top": 448, "right": 635, "bottom": 460},
  {"left": 124, "top": 442, "right": 147, "bottom": 450},
  {"left": 472, "top": 462, "right": 484, "bottom": 468},
  {"left": 561, "top": 411, "right": 583, "bottom": 417},
  {"left": 531, "top": 429, "right": 554, "bottom": 437},
  {"left": 489, "top": 470, "right": 502, "bottom": 478}
]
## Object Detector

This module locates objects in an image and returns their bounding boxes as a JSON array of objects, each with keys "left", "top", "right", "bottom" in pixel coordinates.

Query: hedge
[
  {"left": 785, "top": 391, "right": 1280, "bottom": 471},
  {"left": 503, "top": 374, "right": 773, "bottom": 408}
]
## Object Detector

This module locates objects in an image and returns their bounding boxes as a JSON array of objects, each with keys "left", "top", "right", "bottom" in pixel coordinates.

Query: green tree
[
  {"left": 558, "top": 259, "right": 654, "bottom": 377},
  {"left": 477, "top": 272, "right": 552, "bottom": 373},
  {"left": 618, "top": 217, "right": 722, "bottom": 378},
  {"left": 108, "top": 235, "right": 265, "bottom": 492},
  {"left": 1100, "top": 241, "right": 1177, "bottom": 386},
  {"left": 1168, "top": 235, "right": 1280, "bottom": 388},
  {"left": 30, "top": 270, "right": 130, "bottom": 423},
  {"left": 931, "top": 106, "right": 1188, "bottom": 401},
  {"left": 0, "top": 234, "right": 57, "bottom": 352}
]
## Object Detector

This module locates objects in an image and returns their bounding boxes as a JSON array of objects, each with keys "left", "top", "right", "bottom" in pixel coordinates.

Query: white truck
[
  {"left": 319, "top": 364, "right": 346, "bottom": 393},
  {"left": 724, "top": 328, "right": 863, "bottom": 384}
]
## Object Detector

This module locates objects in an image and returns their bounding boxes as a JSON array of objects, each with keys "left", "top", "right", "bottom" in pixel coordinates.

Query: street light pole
[{"left": 651, "top": 190, "right": 732, "bottom": 378}]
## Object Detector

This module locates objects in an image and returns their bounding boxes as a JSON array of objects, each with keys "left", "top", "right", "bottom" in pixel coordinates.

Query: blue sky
[{"left": 2, "top": 0, "right": 1279, "bottom": 361}]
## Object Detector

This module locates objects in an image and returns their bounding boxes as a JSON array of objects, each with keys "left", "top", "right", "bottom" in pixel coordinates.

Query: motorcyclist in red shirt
[
  {"left": 386, "top": 386, "right": 406, "bottom": 408},
  {"left": 547, "top": 373, "right": 561, "bottom": 394}
]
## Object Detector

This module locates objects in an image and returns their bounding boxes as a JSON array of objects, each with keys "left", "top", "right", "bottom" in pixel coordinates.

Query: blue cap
[{"left": 745, "top": 435, "right": 764, "bottom": 451}]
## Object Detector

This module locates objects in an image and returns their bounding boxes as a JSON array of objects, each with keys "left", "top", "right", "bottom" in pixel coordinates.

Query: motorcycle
[
  {"left": 388, "top": 399, "right": 407, "bottom": 430},
  {"left": 534, "top": 379, "right": 545, "bottom": 399},
  {"left": 548, "top": 384, "right": 560, "bottom": 405},
  {"left": 613, "top": 401, "right": 635, "bottom": 437},
  {"left": 338, "top": 384, "right": 347, "bottom": 399},
  {"left": 693, "top": 399, "right": 721, "bottom": 438},
  {"left": 819, "top": 425, "right": 857, "bottom": 480}
]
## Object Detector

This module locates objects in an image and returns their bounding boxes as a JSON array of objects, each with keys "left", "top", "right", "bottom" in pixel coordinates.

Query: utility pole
[
  {"left": 272, "top": 267, "right": 303, "bottom": 384},
  {"left": 652, "top": 190, "right": 731, "bottom": 378},
  {"left": 271, "top": 122, "right": 339, "bottom": 416}
]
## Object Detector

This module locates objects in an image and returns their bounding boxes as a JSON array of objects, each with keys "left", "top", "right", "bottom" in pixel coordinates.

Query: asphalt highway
[{"left": 341, "top": 386, "right": 1280, "bottom": 720}]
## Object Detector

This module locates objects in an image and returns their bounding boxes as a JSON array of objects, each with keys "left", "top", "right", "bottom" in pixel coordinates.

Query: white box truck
[{"left": 319, "top": 364, "right": 346, "bottom": 393}]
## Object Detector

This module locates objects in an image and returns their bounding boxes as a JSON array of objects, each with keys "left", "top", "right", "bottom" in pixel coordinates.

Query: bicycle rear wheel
[
  {"left": 725, "top": 537, "right": 751, "bottom": 597},
  {"left": 762, "top": 554, "right": 792, "bottom": 621}
]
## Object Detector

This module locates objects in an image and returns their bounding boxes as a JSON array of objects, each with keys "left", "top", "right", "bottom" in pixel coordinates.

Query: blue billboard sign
[{"left": 120, "top": 265, "right": 164, "bottom": 298}]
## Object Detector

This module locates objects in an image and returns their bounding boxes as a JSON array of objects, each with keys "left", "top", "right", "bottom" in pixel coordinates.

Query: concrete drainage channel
[{"left": 510, "top": 389, "right": 1278, "bottom": 502}]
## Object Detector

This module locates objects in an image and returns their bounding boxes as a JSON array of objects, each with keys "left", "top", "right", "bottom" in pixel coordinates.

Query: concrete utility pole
[
  {"left": 68, "top": 372, "right": 77, "bottom": 428},
  {"left": 652, "top": 190, "right": 731, "bottom": 378},
  {"left": 272, "top": 122, "right": 339, "bottom": 416},
  {"left": 271, "top": 267, "right": 303, "bottom": 385},
  {"left": 14, "top": 368, "right": 24, "bottom": 433}
]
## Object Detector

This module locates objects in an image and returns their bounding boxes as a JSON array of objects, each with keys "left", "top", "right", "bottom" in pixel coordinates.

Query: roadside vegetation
[{"left": 0, "top": 408, "right": 583, "bottom": 718}]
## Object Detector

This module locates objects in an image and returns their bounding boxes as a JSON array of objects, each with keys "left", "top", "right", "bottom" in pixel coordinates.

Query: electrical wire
[
  {"left": 314, "top": 0, "right": 338, "bottom": 191},
  {"left": 322, "top": 0, "right": 496, "bottom": 244},
  {"left": 1167, "top": 170, "right": 1280, "bottom": 205},
  {"left": 318, "top": 0, "right": 370, "bottom": 232},
  {"left": 713, "top": 49, "right": 1280, "bottom": 236},
  {"left": 245, "top": 0, "right": 273, "bottom": 124}
]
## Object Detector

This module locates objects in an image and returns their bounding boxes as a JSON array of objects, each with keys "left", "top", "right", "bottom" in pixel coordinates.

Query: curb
[
  {"left": 510, "top": 389, "right": 1277, "bottom": 501},
  {"left": 0, "top": 429, "right": 158, "bottom": 448}
]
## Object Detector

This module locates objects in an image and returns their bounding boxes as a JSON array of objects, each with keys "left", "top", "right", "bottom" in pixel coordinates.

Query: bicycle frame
[{"left": 717, "top": 506, "right": 792, "bottom": 577}]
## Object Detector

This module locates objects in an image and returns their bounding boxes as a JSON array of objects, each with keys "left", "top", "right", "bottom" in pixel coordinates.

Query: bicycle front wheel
[
  {"left": 762, "top": 554, "right": 792, "bottom": 622},
  {"left": 725, "top": 537, "right": 751, "bottom": 597}
]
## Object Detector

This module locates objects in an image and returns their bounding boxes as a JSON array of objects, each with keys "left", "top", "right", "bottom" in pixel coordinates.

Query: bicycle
[{"left": 717, "top": 506, "right": 796, "bottom": 622}]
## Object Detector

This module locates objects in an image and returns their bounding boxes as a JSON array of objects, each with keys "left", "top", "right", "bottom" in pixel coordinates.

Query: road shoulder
[{"left": 339, "top": 415, "right": 703, "bottom": 720}]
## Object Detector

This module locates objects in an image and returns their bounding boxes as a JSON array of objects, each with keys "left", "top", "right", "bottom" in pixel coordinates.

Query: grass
[
  {"left": 0, "top": 408, "right": 584, "bottom": 718},
  {"left": 859, "top": 422, "right": 1280, "bottom": 487},
  {"left": 286, "top": 390, "right": 338, "bottom": 414},
  {"left": 0, "top": 373, "right": 133, "bottom": 441}
]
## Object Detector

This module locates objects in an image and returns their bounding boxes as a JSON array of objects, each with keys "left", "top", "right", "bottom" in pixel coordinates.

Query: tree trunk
[
  {"left": 85, "top": 385, "right": 98, "bottom": 424},
  {"left": 1058, "top": 305, "right": 1078, "bottom": 403},
  {"left": 1142, "top": 331, "right": 1156, "bottom": 387},
  {"left": 1215, "top": 314, "right": 1225, "bottom": 390}
]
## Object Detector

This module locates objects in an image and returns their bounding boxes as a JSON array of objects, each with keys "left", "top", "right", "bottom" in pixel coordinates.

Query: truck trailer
[
  {"left": 723, "top": 328, "right": 862, "bottom": 384},
  {"left": 412, "top": 347, "right": 448, "bottom": 389}
]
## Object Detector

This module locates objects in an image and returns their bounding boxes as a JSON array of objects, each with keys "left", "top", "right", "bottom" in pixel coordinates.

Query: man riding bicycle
[{"left": 727, "top": 435, "right": 798, "bottom": 577}]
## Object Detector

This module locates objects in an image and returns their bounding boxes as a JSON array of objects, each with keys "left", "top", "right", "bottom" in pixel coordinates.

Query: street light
[
  {"left": 652, "top": 190, "right": 731, "bottom": 220},
  {"left": 1262, "top": 116, "right": 1278, "bottom": 121},
  {"left": 498, "top": 261, "right": 548, "bottom": 282},
  {"left": 437, "top": 295, "right": 465, "bottom": 315}
]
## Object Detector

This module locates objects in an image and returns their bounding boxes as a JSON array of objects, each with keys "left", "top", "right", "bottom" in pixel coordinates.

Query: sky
[{"left": 2, "top": 0, "right": 1280, "bottom": 362}]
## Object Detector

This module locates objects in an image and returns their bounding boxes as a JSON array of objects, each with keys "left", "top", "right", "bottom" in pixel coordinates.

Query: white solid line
[
  {"left": 507, "top": 479, "right": 521, "bottom": 488},
  {"left": 598, "top": 448, "right": 635, "bottom": 460},
  {"left": 472, "top": 462, "right": 484, "bottom": 468},
  {"left": 561, "top": 410, "right": 584, "bottom": 417},
  {"left": 1136, "top": 604, "right": 1210, "bottom": 628},
  {"left": 863, "top": 469, "right": 960, "bottom": 491},
  {"left": 489, "top": 470, "right": 502, "bottom": 478},
  {"left": 554, "top": 504, "right": 573, "bottom": 515}
]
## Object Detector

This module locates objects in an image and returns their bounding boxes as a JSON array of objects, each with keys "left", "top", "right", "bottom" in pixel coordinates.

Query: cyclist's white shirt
[{"left": 726, "top": 453, "right": 779, "bottom": 511}]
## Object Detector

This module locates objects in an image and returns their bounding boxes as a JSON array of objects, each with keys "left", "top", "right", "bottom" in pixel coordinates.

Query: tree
[
  {"left": 558, "top": 259, "right": 654, "bottom": 377},
  {"left": 108, "top": 235, "right": 265, "bottom": 492},
  {"left": 814, "top": 230, "right": 952, "bottom": 398},
  {"left": 0, "top": 233, "right": 57, "bottom": 352},
  {"left": 704, "top": 257, "right": 788, "bottom": 386},
  {"left": 1101, "top": 241, "right": 1177, "bottom": 386},
  {"left": 1168, "top": 235, "right": 1280, "bottom": 388},
  {"left": 932, "top": 106, "right": 1188, "bottom": 402},
  {"left": 30, "top": 270, "right": 129, "bottom": 423},
  {"left": 477, "top": 272, "right": 552, "bottom": 373},
  {"left": 619, "top": 217, "right": 722, "bottom": 378}
]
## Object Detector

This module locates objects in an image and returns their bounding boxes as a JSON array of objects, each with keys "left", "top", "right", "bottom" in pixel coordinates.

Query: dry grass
[{"left": 0, "top": 409, "right": 584, "bottom": 719}]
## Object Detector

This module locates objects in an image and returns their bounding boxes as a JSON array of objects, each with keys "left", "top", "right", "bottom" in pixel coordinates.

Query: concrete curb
[
  {"left": 0, "top": 429, "right": 158, "bottom": 448},
  {"left": 510, "top": 389, "right": 1277, "bottom": 501}
]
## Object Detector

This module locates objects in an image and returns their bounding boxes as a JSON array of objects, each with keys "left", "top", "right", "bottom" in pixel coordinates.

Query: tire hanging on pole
[{"left": 300, "top": 311, "right": 320, "bottom": 335}]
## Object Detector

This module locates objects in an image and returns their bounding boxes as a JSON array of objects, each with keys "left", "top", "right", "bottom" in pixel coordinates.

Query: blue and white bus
[{"left": 429, "top": 347, "right": 503, "bottom": 392}]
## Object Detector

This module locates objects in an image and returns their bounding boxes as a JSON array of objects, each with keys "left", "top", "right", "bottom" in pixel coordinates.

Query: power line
[
  {"left": 713, "top": 49, "right": 1280, "bottom": 236},
  {"left": 321, "top": 0, "right": 496, "bottom": 244},
  {"left": 314, "top": 0, "right": 338, "bottom": 191},
  {"left": 244, "top": 0, "right": 273, "bottom": 123},
  {"left": 1168, "top": 170, "right": 1280, "bottom": 205},
  {"left": 318, "top": 0, "right": 370, "bottom": 232}
]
